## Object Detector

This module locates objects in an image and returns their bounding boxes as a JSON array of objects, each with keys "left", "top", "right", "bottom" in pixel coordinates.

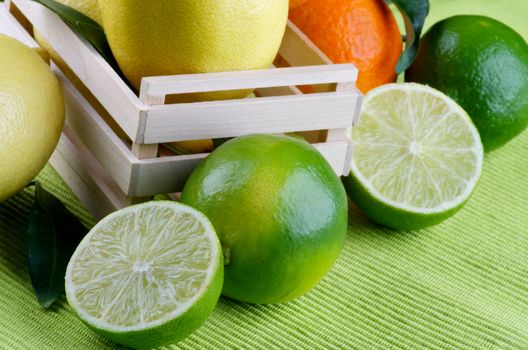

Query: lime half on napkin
[
  {"left": 65, "top": 201, "right": 223, "bottom": 349},
  {"left": 344, "top": 83, "right": 484, "bottom": 230}
]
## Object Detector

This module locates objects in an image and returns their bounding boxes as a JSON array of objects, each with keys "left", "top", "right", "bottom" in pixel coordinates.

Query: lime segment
[
  {"left": 65, "top": 201, "right": 223, "bottom": 348},
  {"left": 345, "top": 83, "right": 484, "bottom": 230}
]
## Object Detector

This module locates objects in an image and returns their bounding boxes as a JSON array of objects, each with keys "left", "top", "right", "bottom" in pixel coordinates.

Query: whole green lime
[
  {"left": 181, "top": 134, "right": 348, "bottom": 304},
  {"left": 406, "top": 15, "right": 528, "bottom": 151}
]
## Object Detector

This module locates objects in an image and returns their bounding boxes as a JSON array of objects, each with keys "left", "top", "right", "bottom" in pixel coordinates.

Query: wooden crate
[{"left": 3, "top": 0, "right": 362, "bottom": 219}]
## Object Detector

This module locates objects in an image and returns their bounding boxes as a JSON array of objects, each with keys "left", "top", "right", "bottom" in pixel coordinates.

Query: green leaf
[
  {"left": 391, "top": 0, "right": 430, "bottom": 74},
  {"left": 31, "top": 0, "right": 122, "bottom": 76},
  {"left": 27, "top": 182, "right": 87, "bottom": 308}
]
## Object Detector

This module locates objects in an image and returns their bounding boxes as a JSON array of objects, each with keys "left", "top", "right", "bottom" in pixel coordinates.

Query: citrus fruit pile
[
  {"left": 2, "top": 0, "right": 528, "bottom": 349},
  {"left": 65, "top": 135, "right": 348, "bottom": 349}
]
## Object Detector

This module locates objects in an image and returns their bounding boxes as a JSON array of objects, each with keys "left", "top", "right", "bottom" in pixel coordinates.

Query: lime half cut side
[
  {"left": 65, "top": 201, "right": 223, "bottom": 349},
  {"left": 344, "top": 83, "right": 484, "bottom": 230}
]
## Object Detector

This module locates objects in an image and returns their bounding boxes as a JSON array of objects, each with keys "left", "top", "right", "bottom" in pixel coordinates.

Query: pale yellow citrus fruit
[
  {"left": 0, "top": 34, "right": 64, "bottom": 202},
  {"left": 97, "top": 0, "right": 289, "bottom": 100}
]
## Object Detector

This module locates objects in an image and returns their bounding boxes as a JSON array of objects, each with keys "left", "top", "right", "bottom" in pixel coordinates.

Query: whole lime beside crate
[{"left": 182, "top": 134, "right": 348, "bottom": 304}]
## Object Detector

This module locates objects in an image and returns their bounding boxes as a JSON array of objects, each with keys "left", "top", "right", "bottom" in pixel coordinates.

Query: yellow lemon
[
  {"left": 0, "top": 35, "right": 64, "bottom": 202},
  {"left": 98, "top": 0, "right": 288, "bottom": 100}
]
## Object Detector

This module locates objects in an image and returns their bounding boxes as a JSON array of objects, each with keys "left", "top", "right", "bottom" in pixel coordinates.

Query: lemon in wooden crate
[
  {"left": 98, "top": 0, "right": 289, "bottom": 101},
  {"left": 181, "top": 134, "right": 348, "bottom": 304},
  {"left": 0, "top": 34, "right": 64, "bottom": 202}
]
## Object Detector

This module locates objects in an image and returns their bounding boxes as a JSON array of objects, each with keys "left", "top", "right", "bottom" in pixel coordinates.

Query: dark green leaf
[
  {"left": 27, "top": 182, "right": 87, "bottom": 308},
  {"left": 213, "top": 138, "right": 233, "bottom": 149},
  {"left": 390, "top": 0, "right": 430, "bottom": 74},
  {"left": 31, "top": 0, "right": 122, "bottom": 76}
]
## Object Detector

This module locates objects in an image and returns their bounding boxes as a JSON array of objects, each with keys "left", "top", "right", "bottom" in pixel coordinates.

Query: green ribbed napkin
[{"left": 1, "top": 129, "right": 528, "bottom": 349}]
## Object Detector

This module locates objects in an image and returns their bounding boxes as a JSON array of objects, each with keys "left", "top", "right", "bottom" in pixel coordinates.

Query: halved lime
[
  {"left": 344, "top": 83, "right": 484, "bottom": 230},
  {"left": 65, "top": 201, "right": 223, "bottom": 349}
]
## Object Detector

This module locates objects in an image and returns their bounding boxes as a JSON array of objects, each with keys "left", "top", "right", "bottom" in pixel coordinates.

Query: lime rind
[
  {"left": 65, "top": 201, "right": 223, "bottom": 348},
  {"left": 345, "top": 83, "right": 483, "bottom": 229}
]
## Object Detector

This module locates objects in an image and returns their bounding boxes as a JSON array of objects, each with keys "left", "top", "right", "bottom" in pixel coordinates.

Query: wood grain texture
[
  {"left": 131, "top": 153, "right": 206, "bottom": 197},
  {"left": 0, "top": 3, "right": 37, "bottom": 47},
  {"left": 142, "top": 91, "right": 360, "bottom": 143},
  {"left": 49, "top": 134, "right": 123, "bottom": 220},
  {"left": 279, "top": 20, "right": 332, "bottom": 67},
  {"left": 131, "top": 143, "right": 158, "bottom": 160},
  {"left": 139, "top": 64, "right": 357, "bottom": 99},
  {"left": 56, "top": 66, "right": 135, "bottom": 194},
  {"left": 130, "top": 141, "right": 348, "bottom": 197}
]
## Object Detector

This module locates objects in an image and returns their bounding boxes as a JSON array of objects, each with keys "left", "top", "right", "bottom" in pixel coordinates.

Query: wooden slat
[
  {"left": 279, "top": 20, "right": 332, "bottom": 67},
  {"left": 131, "top": 154, "right": 206, "bottom": 197},
  {"left": 337, "top": 82, "right": 363, "bottom": 127},
  {"left": 10, "top": 0, "right": 142, "bottom": 141},
  {"left": 50, "top": 134, "right": 126, "bottom": 219},
  {"left": 142, "top": 91, "right": 361, "bottom": 143},
  {"left": 131, "top": 143, "right": 158, "bottom": 160},
  {"left": 139, "top": 64, "right": 358, "bottom": 100},
  {"left": 256, "top": 84, "right": 302, "bottom": 97},
  {"left": 50, "top": 137, "right": 117, "bottom": 219},
  {"left": 54, "top": 65, "right": 136, "bottom": 195},
  {"left": 254, "top": 65, "right": 302, "bottom": 97},
  {"left": 132, "top": 82, "right": 163, "bottom": 159},
  {"left": 0, "top": 3, "right": 37, "bottom": 46},
  {"left": 313, "top": 142, "right": 350, "bottom": 176},
  {"left": 129, "top": 141, "right": 348, "bottom": 196}
]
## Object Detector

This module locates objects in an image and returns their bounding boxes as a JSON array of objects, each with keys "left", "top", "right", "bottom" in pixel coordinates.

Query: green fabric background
[{"left": 1, "top": 127, "right": 527, "bottom": 349}]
